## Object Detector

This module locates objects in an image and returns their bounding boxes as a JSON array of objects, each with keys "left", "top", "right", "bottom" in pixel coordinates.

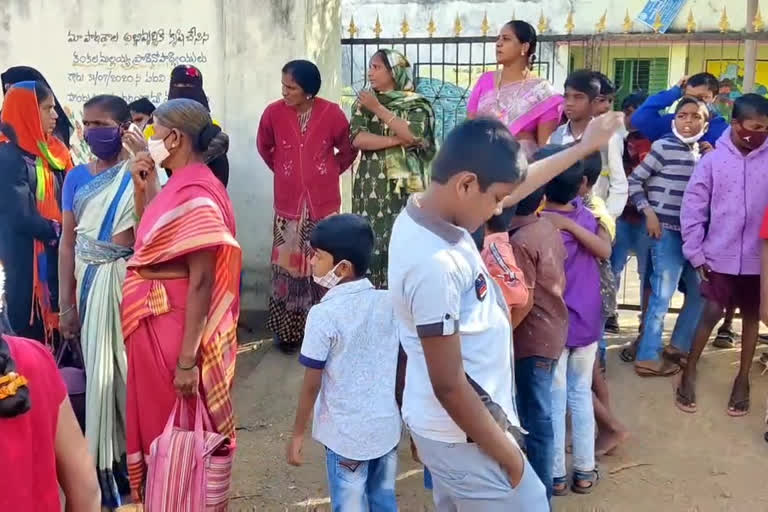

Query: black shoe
[
  {"left": 713, "top": 327, "right": 738, "bottom": 349},
  {"left": 604, "top": 314, "right": 620, "bottom": 334}
]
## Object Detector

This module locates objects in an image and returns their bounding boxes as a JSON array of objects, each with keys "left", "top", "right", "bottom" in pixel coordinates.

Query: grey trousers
[{"left": 412, "top": 432, "right": 549, "bottom": 512}]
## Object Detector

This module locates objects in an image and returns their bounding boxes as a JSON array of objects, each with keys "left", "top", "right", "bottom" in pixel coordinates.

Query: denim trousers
[
  {"left": 515, "top": 356, "right": 557, "bottom": 500},
  {"left": 610, "top": 218, "right": 650, "bottom": 290},
  {"left": 325, "top": 446, "right": 398, "bottom": 512},
  {"left": 636, "top": 229, "right": 704, "bottom": 363},
  {"left": 552, "top": 343, "right": 597, "bottom": 480}
]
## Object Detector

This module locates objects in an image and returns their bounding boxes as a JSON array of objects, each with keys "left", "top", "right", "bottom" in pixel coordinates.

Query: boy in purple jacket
[
  {"left": 677, "top": 94, "right": 768, "bottom": 416},
  {"left": 540, "top": 145, "right": 612, "bottom": 495}
]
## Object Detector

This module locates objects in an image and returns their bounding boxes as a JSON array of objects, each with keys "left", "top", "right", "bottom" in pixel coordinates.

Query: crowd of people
[{"left": 2, "top": 16, "right": 768, "bottom": 512}]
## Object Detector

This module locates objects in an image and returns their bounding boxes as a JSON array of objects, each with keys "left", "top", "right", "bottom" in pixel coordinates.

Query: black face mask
[{"left": 168, "top": 86, "right": 210, "bottom": 111}]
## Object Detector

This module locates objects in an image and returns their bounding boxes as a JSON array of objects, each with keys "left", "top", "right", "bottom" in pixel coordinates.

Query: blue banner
[{"left": 636, "top": 0, "right": 687, "bottom": 34}]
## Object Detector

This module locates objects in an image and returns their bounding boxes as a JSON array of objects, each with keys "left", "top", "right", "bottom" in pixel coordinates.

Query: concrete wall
[{"left": 0, "top": 0, "right": 342, "bottom": 313}]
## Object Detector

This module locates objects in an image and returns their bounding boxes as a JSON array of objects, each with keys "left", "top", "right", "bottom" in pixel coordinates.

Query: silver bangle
[{"left": 58, "top": 305, "right": 75, "bottom": 317}]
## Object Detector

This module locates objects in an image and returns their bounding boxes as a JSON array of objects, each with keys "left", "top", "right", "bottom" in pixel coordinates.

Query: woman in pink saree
[
  {"left": 121, "top": 98, "right": 240, "bottom": 507},
  {"left": 467, "top": 20, "right": 563, "bottom": 160}
]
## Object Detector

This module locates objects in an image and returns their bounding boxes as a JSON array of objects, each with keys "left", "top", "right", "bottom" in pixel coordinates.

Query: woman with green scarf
[{"left": 351, "top": 49, "right": 436, "bottom": 288}]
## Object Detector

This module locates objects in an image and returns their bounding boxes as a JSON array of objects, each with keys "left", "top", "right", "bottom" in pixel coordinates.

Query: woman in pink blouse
[
  {"left": 467, "top": 20, "right": 563, "bottom": 160},
  {"left": 257, "top": 60, "right": 358, "bottom": 353}
]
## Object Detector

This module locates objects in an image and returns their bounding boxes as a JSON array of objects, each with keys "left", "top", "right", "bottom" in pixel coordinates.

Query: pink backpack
[{"left": 144, "top": 396, "right": 234, "bottom": 511}]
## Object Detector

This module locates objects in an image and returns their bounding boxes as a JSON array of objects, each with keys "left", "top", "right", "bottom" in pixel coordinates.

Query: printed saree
[
  {"left": 72, "top": 160, "right": 134, "bottom": 507},
  {"left": 122, "top": 162, "right": 241, "bottom": 504},
  {"left": 350, "top": 49, "right": 436, "bottom": 288}
]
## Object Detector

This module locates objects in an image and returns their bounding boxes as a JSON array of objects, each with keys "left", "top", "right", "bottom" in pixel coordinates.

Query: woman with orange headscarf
[{"left": 0, "top": 81, "right": 73, "bottom": 341}]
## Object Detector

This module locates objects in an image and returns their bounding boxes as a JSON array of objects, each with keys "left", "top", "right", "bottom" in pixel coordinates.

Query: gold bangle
[{"left": 385, "top": 113, "right": 397, "bottom": 125}]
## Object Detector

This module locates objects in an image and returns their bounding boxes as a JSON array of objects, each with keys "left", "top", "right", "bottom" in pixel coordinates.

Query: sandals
[
  {"left": 727, "top": 399, "right": 750, "bottom": 417},
  {"left": 662, "top": 347, "right": 688, "bottom": 368},
  {"left": 635, "top": 360, "right": 681, "bottom": 377},
  {"left": 552, "top": 476, "right": 569, "bottom": 496},
  {"left": 713, "top": 327, "right": 738, "bottom": 349},
  {"left": 571, "top": 469, "right": 599, "bottom": 495}
]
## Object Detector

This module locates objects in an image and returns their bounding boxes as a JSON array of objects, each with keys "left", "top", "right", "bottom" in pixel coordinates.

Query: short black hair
[
  {"left": 431, "top": 118, "right": 526, "bottom": 191},
  {"left": 282, "top": 60, "right": 322, "bottom": 97},
  {"left": 536, "top": 144, "right": 584, "bottom": 205},
  {"left": 514, "top": 186, "right": 546, "bottom": 216},
  {"left": 582, "top": 150, "right": 603, "bottom": 188},
  {"left": 127, "top": 97, "right": 156, "bottom": 116},
  {"left": 564, "top": 70, "right": 601, "bottom": 101},
  {"left": 687, "top": 72, "right": 720, "bottom": 96},
  {"left": 84, "top": 94, "right": 131, "bottom": 124},
  {"left": 309, "top": 214, "right": 374, "bottom": 277},
  {"left": 675, "top": 96, "right": 710, "bottom": 120},
  {"left": 621, "top": 92, "right": 648, "bottom": 111},
  {"left": 732, "top": 93, "right": 768, "bottom": 122},
  {"left": 592, "top": 72, "right": 616, "bottom": 96},
  {"left": 486, "top": 205, "right": 518, "bottom": 233}
]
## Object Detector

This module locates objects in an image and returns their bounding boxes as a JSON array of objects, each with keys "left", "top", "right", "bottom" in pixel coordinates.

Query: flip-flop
[
  {"left": 674, "top": 384, "right": 697, "bottom": 413},
  {"left": 620, "top": 347, "right": 636, "bottom": 363},
  {"left": 727, "top": 399, "right": 750, "bottom": 417}
]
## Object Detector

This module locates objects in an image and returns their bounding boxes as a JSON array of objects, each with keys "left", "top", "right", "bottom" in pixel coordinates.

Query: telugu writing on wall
[{"left": 65, "top": 27, "right": 212, "bottom": 106}]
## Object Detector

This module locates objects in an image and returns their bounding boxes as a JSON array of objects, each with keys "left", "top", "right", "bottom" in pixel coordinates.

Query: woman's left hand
[
  {"left": 174, "top": 363, "right": 199, "bottom": 396},
  {"left": 358, "top": 90, "right": 381, "bottom": 112}
]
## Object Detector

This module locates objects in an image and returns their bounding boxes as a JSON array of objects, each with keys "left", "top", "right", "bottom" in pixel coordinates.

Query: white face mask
[
  {"left": 312, "top": 262, "right": 345, "bottom": 289},
  {"left": 672, "top": 119, "right": 706, "bottom": 144},
  {"left": 147, "top": 137, "right": 171, "bottom": 166}
]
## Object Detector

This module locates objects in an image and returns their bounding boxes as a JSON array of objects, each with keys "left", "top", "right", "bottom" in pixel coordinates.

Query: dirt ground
[{"left": 228, "top": 306, "right": 768, "bottom": 512}]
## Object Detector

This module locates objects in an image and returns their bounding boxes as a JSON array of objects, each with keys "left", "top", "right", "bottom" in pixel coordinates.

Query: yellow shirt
[{"left": 585, "top": 194, "right": 616, "bottom": 242}]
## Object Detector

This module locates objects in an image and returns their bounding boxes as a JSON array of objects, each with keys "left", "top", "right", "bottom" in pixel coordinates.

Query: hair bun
[
  {"left": 197, "top": 123, "right": 221, "bottom": 151},
  {"left": 529, "top": 54, "right": 537, "bottom": 68}
]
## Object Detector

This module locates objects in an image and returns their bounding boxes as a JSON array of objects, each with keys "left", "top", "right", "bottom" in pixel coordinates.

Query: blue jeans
[
  {"left": 515, "top": 356, "right": 557, "bottom": 500},
  {"left": 325, "top": 446, "right": 398, "bottom": 512},
  {"left": 611, "top": 218, "right": 650, "bottom": 290},
  {"left": 552, "top": 343, "right": 597, "bottom": 480},
  {"left": 636, "top": 229, "right": 704, "bottom": 363}
]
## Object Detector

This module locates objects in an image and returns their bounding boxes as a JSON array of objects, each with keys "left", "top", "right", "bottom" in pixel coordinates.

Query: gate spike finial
[
  {"left": 565, "top": 9, "right": 575, "bottom": 35},
  {"left": 622, "top": 9, "right": 633, "bottom": 33},
  {"left": 754, "top": 9, "right": 765, "bottom": 32},
  {"left": 426, "top": 15, "right": 437, "bottom": 37},
  {"left": 652, "top": 11, "right": 663, "bottom": 33},
  {"left": 481, "top": 11, "right": 491, "bottom": 36},
  {"left": 347, "top": 17, "right": 359, "bottom": 38},
  {"left": 596, "top": 11, "right": 607, "bottom": 34},
  {"left": 453, "top": 14, "right": 463, "bottom": 36},
  {"left": 537, "top": 11, "right": 550, "bottom": 34},
  {"left": 686, "top": 9, "right": 696, "bottom": 33},
  {"left": 373, "top": 14, "right": 383, "bottom": 38},
  {"left": 400, "top": 14, "right": 410, "bottom": 38},
  {"left": 718, "top": 8, "right": 730, "bottom": 33}
]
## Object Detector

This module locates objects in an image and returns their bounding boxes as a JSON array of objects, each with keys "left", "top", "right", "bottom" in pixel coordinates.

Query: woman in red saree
[{"left": 121, "top": 98, "right": 241, "bottom": 505}]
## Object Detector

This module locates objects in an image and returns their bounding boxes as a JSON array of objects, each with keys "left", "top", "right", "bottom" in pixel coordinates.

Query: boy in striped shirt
[{"left": 628, "top": 97, "right": 710, "bottom": 377}]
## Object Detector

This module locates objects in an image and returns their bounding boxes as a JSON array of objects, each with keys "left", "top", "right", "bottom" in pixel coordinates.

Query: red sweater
[{"left": 257, "top": 98, "right": 358, "bottom": 219}]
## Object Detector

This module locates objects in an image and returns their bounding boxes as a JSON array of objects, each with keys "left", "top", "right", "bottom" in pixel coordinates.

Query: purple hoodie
[{"left": 681, "top": 128, "right": 768, "bottom": 275}]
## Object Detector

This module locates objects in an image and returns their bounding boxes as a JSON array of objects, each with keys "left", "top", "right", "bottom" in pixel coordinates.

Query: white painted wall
[
  {"left": 341, "top": 0, "right": 749, "bottom": 38},
  {"left": 0, "top": 0, "right": 341, "bottom": 313}
]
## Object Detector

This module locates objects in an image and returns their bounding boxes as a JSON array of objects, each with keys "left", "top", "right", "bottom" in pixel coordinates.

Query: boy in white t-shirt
[
  {"left": 286, "top": 214, "right": 401, "bottom": 511},
  {"left": 388, "top": 115, "right": 623, "bottom": 510}
]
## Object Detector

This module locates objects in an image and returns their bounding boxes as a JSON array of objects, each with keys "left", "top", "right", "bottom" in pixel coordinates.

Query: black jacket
[{"left": 0, "top": 142, "right": 63, "bottom": 337}]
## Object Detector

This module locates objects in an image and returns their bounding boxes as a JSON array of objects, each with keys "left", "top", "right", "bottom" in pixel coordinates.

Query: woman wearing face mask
[
  {"left": 123, "top": 98, "right": 239, "bottom": 507},
  {"left": 351, "top": 49, "right": 436, "bottom": 288},
  {"left": 0, "top": 81, "right": 73, "bottom": 341},
  {"left": 57, "top": 94, "right": 142, "bottom": 508},
  {"left": 257, "top": 59, "right": 358, "bottom": 353},
  {"left": 467, "top": 20, "right": 563, "bottom": 161},
  {"left": 626, "top": 97, "right": 710, "bottom": 377}
]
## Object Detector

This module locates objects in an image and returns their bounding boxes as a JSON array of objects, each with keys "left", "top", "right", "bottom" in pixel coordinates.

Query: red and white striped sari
[{"left": 121, "top": 162, "right": 241, "bottom": 505}]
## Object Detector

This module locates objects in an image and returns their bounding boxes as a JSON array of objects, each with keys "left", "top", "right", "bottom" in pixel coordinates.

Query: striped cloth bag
[{"left": 144, "top": 396, "right": 234, "bottom": 511}]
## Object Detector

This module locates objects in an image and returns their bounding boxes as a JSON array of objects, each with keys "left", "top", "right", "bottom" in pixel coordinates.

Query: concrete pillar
[{"left": 744, "top": 0, "right": 759, "bottom": 93}]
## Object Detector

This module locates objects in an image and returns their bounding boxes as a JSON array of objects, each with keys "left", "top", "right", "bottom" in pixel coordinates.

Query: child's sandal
[
  {"left": 552, "top": 476, "right": 569, "bottom": 496},
  {"left": 571, "top": 468, "right": 599, "bottom": 495}
]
